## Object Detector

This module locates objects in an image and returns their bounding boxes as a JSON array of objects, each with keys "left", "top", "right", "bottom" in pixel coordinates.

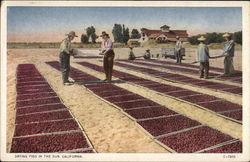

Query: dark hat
[
  {"left": 146, "top": 49, "right": 150, "bottom": 51},
  {"left": 66, "top": 31, "right": 78, "bottom": 37},
  {"left": 100, "top": 31, "right": 108, "bottom": 37}
]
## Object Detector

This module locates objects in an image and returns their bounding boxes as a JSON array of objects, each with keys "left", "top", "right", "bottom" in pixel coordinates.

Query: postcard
[{"left": 1, "top": 1, "right": 249, "bottom": 161}]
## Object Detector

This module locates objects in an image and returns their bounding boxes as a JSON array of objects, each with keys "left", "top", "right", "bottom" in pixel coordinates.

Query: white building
[{"left": 139, "top": 25, "right": 188, "bottom": 44}]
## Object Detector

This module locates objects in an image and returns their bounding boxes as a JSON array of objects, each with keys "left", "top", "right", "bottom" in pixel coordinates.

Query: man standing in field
[
  {"left": 101, "top": 32, "right": 115, "bottom": 82},
  {"left": 59, "top": 31, "right": 77, "bottom": 85},
  {"left": 197, "top": 36, "right": 210, "bottom": 79},
  {"left": 175, "top": 36, "right": 183, "bottom": 64},
  {"left": 222, "top": 33, "right": 235, "bottom": 76}
]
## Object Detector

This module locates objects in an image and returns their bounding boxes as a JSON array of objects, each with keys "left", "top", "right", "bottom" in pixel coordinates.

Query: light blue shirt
[{"left": 197, "top": 43, "right": 209, "bottom": 62}]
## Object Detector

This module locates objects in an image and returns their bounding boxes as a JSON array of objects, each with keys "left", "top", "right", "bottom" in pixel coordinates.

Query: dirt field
[{"left": 6, "top": 48, "right": 242, "bottom": 153}]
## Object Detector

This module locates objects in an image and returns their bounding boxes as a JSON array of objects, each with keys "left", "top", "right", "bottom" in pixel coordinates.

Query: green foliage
[
  {"left": 91, "top": 33, "right": 98, "bottom": 43},
  {"left": 81, "top": 34, "right": 89, "bottom": 44},
  {"left": 123, "top": 27, "right": 130, "bottom": 45},
  {"left": 233, "top": 31, "right": 242, "bottom": 45},
  {"left": 131, "top": 29, "right": 141, "bottom": 39},
  {"left": 112, "top": 24, "right": 130, "bottom": 44},
  {"left": 86, "top": 27, "right": 92, "bottom": 40},
  {"left": 204, "top": 32, "right": 224, "bottom": 44},
  {"left": 188, "top": 35, "right": 200, "bottom": 45},
  {"left": 188, "top": 31, "right": 242, "bottom": 45},
  {"left": 112, "top": 24, "right": 123, "bottom": 43},
  {"left": 85, "top": 26, "right": 98, "bottom": 43}
]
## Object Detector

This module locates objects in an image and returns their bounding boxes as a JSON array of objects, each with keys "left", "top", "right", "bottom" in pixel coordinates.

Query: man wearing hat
[
  {"left": 100, "top": 32, "right": 115, "bottom": 82},
  {"left": 222, "top": 33, "right": 235, "bottom": 76},
  {"left": 59, "top": 31, "right": 78, "bottom": 85},
  {"left": 143, "top": 49, "right": 151, "bottom": 59},
  {"left": 197, "top": 36, "right": 211, "bottom": 79},
  {"left": 175, "top": 36, "right": 183, "bottom": 64}
]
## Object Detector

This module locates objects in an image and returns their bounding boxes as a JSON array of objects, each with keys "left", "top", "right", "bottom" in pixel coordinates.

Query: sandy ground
[{"left": 6, "top": 48, "right": 242, "bottom": 153}]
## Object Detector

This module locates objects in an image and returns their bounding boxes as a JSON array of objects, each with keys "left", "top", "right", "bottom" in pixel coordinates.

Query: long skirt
[{"left": 224, "top": 56, "right": 234, "bottom": 75}]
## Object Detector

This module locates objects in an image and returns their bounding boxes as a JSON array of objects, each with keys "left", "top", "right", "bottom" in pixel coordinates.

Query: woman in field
[{"left": 222, "top": 33, "right": 235, "bottom": 76}]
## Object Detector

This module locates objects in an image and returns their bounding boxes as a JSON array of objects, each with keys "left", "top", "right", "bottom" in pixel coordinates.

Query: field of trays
[{"left": 7, "top": 48, "right": 243, "bottom": 153}]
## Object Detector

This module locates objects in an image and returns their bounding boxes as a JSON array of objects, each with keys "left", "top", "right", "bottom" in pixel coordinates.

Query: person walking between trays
[
  {"left": 197, "top": 36, "right": 211, "bottom": 79},
  {"left": 222, "top": 33, "right": 235, "bottom": 76},
  {"left": 175, "top": 36, "right": 183, "bottom": 64}
]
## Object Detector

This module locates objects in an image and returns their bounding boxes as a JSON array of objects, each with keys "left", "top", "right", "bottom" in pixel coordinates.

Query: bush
[{"left": 233, "top": 31, "right": 242, "bottom": 45}]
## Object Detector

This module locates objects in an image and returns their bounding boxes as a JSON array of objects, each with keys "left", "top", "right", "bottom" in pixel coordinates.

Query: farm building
[
  {"left": 139, "top": 25, "right": 188, "bottom": 44},
  {"left": 127, "top": 39, "right": 140, "bottom": 47}
]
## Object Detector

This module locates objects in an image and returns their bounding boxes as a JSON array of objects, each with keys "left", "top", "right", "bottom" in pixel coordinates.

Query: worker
[
  {"left": 100, "top": 32, "right": 115, "bottom": 82},
  {"left": 197, "top": 36, "right": 210, "bottom": 79},
  {"left": 175, "top": 36, "right": 183, "bottom": 64},
  {"left": 222, "top": 33, "right": 235, "bottom": 76},
  {"left": 59, "top": 31, "right": 77, "bottom": 85},
  {"left": 143, "top": 49, "right": 151, "bottom": 59},
  {"left": 128, "top": 46, "right": 136, "bottom": 60}
]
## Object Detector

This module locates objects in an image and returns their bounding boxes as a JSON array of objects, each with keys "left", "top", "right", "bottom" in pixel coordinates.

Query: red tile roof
[
  {"left": 141, "top": 29, "right": 188, "bottom": 38},
  {"left": 160, "top": 25, "right": 170, "bottom": 28}
]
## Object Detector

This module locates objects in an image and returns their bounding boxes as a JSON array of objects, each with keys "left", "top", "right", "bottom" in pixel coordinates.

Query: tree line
[
  {"left": 188, "top": 31, "right": 242, "bottom": 45},
  {"left": 81, "top": 24, "right": 141, "bottom": 44},
  {"left": 80, "top": 25, "right": 242, "bottom": 45}
]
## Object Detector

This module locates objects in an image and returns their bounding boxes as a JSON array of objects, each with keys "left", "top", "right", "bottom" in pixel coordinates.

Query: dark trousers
[
  {"left": 176, "top": 51, "right": 182, "bottom": 63},
  {"left": 199, "top": 61, "right": 209, "bottom": 78},
  {"left": 103, "top": 50, "right": 115, "bottom": 81},
  {"left": 59, "top": 52, "right": 70, "bottom": 83}
]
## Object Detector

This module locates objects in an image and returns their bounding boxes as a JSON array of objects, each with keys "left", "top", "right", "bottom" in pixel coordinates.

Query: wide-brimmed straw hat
[
  {"left": 197, "top": 36, "right": 206, "bottom": 41},
  {"left": 222, "top": 33, "right": 230, "bottom": 37},
  {"left": 66, "top": 31, "right": 78, "bottom": 37}
]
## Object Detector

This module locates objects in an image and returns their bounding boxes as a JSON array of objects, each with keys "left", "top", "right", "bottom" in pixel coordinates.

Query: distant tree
[
  {"left": 123, "top": 26, "right": 130, "bottom": 44},
  {"left": 86, "top": 27, "right": 92, "bottom": 41},
  {"left": 91, "top": 33, "right": 98, "bottom": 43},
  {"left": 188, "top": 32, "right": 227, "bottom": 45},
  {"left": 122, "top": 24, "right": 126, "bottom": 38},
  {"left": 86, "top": 26, "right": 98, "bottom": 43},
  {"left": 90, "top": 26, "right": 97, "bottom": 43},
  {"left": 204, "top": 32, "right": 224, "bottom": 44},
  {"left": 188, "top": 35, "right": 200, "bottom": 45},
  {"left": 112, "top": 24, "right": 123, "bottom": 43},
  {"left": 131, "top": 29, "right": 141, "bottom": 39},
  {"left": 233, "top": 31, "right": 242, "bottom": 45},
  {"left": 81, "top": 34, "right": 89, "bottom": 44}
]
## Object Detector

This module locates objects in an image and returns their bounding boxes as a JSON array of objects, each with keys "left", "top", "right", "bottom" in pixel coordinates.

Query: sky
[{"left": 7, "top": 7, "right": 242, "bottom": 42}]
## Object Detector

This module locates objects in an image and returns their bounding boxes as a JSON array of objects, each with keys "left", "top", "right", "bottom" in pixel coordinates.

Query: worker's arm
[{"left": 205, "top": 45, "right": 211, "bottom": 58}]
